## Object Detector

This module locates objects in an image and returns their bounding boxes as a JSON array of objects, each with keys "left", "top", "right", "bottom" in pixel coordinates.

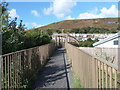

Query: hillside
[{"left": 38, "top": 18, "right": 119, "bottom": 30}]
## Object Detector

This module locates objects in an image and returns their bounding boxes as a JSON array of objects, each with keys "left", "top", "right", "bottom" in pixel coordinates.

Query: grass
[{"left": 72, "top": 73, "right": 84, "bottom": 89}]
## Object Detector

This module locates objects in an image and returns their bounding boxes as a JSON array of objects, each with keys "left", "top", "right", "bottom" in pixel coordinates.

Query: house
[
  {"left": 87, "top": 35, "right": 94, "bottom": 38},
  {"left": 93, "top": 32, "right": 120, "bottom": 48}
]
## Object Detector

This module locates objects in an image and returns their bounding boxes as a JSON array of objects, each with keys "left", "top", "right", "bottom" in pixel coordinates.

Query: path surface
[{"left": 32, "top": 48, "right": 72, "bottom": 90}]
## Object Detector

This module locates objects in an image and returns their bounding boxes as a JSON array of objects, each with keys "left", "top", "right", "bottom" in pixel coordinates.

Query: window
[{"left": 113, "top": 40, "right": 118, "bottom": 45}]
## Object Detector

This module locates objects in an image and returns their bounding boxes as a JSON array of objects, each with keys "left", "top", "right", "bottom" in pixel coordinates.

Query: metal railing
[
  {"left": 65, "top": 42, "right": 120, "bottom": 88},
  {"left": 1, "top": 43, "right": 56, "bottom": 89}
]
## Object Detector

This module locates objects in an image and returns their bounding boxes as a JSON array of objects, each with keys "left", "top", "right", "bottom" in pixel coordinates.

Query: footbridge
[{"left": 1, "top": 34, "right": 120, "bottom": 89}]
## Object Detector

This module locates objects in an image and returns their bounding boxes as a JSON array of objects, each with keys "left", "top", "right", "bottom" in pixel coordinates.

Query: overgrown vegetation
[
  {"left": 1, "top": 2, "right": 51, "bottom": 54},
  {"left": 72, "top": 73, "right": 84, "bottom": 88},
  {"left": 79, "top": 38, "right": 99, "bottom": 47}
]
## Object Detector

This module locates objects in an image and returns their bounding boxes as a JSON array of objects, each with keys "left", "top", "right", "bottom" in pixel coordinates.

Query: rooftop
[{"left": 93, "top": 32, "right": 120, "bottom": 46}]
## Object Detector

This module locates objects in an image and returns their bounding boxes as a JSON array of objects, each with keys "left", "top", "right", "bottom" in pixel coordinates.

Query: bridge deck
[{"left": 32, "top": 48, "right": 72, "bottom": 89}]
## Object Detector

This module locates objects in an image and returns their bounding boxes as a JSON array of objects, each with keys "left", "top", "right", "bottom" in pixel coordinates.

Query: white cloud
[
  {"left": 43, "top": 0, "right": 76, "bottom": 18},
  {"left": 77, "top": 5, "right": 118, "bottom": 19},
  {"left": 31, "top": 10, "right": 40, "bottom": 17},
  {"left": 100, "top": 5, "right": 118, "bottom": 17},
  {"left": 43, "top": 7, "right": 53, "bottom": 15},
  {"left": 9, "top": 9, "right": 19, "bottom": 19},
  {"left": 78, "top": 13, "right": 103, "bottom": 19},
  {"left": 65, "top": 16, "right": 75, "bottom": 20},
  {"left": 31, "top": 22, "right": 43, "bottom": 28}
]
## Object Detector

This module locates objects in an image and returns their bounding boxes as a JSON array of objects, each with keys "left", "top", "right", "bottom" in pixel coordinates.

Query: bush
[
  {"left": 79, "top": 38, "right": 98, "bottom": 47},
  {"left": 2, "top": 28, "right": 52, "bottom": 54}
]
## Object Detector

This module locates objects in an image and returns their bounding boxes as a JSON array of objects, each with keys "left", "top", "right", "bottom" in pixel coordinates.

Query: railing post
[
  {"left": 102, "top": 62, "right": 104, "bottom": 88},
  {"left": 1, "top": 56, "right": 3, "bottom": 89},
  {"left": 114, "top": 69, "right": 117, "bottom": 88},
  {"left": 110, "top": 67, "right": 112, "bottom": 88},
  {"left": 98, "top": 61, "right": 101, "bottom": 88},
  {"left": 95, "top": 59, "right": 98, "bottom": 88},
  {"left": 106, "top": 64, "right": 108, "bottom": 88}
]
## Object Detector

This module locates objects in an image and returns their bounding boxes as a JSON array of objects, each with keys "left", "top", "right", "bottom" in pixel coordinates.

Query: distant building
[
  {"left": 87, "top": 35, "right": 94, "bottom": 38},
  {"left": 69, "top": 33, "right": 114, "bottom": 41},
  {"left": 93, "top": 32, "right": 120, "bottom": 48}
]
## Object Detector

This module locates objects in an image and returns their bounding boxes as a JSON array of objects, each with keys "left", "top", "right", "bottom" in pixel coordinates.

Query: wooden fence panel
[
  {"left": 1, "top": 43, "right": 56, "bottom": 89},
  {"left": 65, "top": 42, "right": 119, "bottom": 89}
]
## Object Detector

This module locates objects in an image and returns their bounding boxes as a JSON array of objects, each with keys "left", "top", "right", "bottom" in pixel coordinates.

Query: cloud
[
  {"left": 31, "top": 10, "right": 40, "bottom": 17},
  {"left": 24, "top": 22, "right": 43, "bottom": 29},
  {"left": 65, "top": 15, "right": 75, "bottom": 20},
  {"left": 100, "top": 5, "right": 118, "bottom": 17},
  {"left": 77, "top": 13, "right": 103, "bottom": 19},
  {"left": 31, "top": 22, "right": 43, "bottom": 28},
  {"left": 9, "top": 9, "right": 19, "bottom": 19},
  {"left": 77, "top": 5, "right": 118, "bottom": 19},
  {"left": 43, "top": 0, "right": 76, "bottom": 18},
  {"left": 43, "top": 7, "right": 53, "bottom": 15}
]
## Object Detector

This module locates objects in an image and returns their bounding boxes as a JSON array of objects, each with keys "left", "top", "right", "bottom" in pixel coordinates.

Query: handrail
[
  {"left": 2, "top": 43, "right": 52, "bottom": 56},
  {"left": 77, "top": 47, "right": 119, "bottom": 71}
]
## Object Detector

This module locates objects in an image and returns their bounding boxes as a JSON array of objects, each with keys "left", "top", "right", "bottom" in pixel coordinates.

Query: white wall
[{"left": 95, "top": 38, "right": 119, "bottom": 48}]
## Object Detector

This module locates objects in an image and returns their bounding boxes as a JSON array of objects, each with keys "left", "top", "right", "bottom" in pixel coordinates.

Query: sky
[{"left": 7, "top": 1, "right": 118, "bottom": 29}]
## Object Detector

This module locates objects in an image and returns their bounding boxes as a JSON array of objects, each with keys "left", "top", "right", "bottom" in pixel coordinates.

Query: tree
[
  {"left": 1, "top": 2, "right": 26, "bottom": 54},
  {"left": 79, "top": 39, "right": 98, "bottom": 47},
  {"left": 56, "top": 30, "right": 62, "bottom": 33},
  {"left": 0, "top": 2, "right": 9, "bottom": 31},
  {"left": 69, "top": 28, "right": 80, "bottom": 33},
  {"left": 46, "top": 29, "right": 53, "bottom": 35}
]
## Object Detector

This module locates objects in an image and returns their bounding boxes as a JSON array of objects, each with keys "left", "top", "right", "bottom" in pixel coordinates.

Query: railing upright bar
[
  {"left": 106, "top": 64, "right": 108, "bottom": 88},
  {"left": 9, "top": 55, "right": 12, "bottom": 88},
  {"left": 13, "top": 54, "right": 16, "bottom": 88},
  {"left": 102, "top": 62, "right": 104, "bottom": 88},
  {"left": 19, "top": 52, "right": 22, "bottom": 87},
  {"left": 7, "top": 55, "right": 10, "bottom": 88},
  {"left": 1, "top": 57, "right": 3, "bottom": 89},
  {"left": 110, "top": 67, "right": 113, "bottom": 88},
  {"left": 114, "top": 69, "right": 117, "bottom": 88},
  {"left": 14, "top": 54, "right": 16, "bottom": 88},
  {"left": 17, "top": 53, "right": 20, "bottom": 87},
  {"left": 96, "top": 59, "right": 98, "bottom": 88},
  {"left": 99, "top": 61, "right": 101, "bottom": 88},
  {"left": 11, "top": 54, "right": 14, "bottom": 88},
  {"left": 4, "top": 56, "right": 7, "bottom": 88},
  {"left": 16, "top": 53, "right": 19, "bottom": 88}
]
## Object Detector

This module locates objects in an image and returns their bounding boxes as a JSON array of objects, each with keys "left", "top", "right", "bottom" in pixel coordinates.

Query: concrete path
[{"left": 32, "top": 48, "right": 72, "bottom": 90}]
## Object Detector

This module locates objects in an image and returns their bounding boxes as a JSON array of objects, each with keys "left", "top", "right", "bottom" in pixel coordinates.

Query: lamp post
[{"left": 62, "top": 29, "right": 64, "bottom": 34}]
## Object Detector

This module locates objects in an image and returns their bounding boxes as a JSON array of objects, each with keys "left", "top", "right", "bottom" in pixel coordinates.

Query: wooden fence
[
  {"left": 79, "top": 47, "right": 119, "bottom": 65},
  {"left": 65, "top": 42, "right": 120, "bottom": 88},
  {"left": 1, "top": 43, "right": 56, "bottom": 89}
]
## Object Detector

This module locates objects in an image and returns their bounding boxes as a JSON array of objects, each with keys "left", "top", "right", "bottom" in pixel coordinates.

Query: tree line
[
  {"left": 44, "top": 27, "right": 118, "bottom": 34},
  {"left": 69, "top": 27, "right": 118, "bottom": 34}
]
